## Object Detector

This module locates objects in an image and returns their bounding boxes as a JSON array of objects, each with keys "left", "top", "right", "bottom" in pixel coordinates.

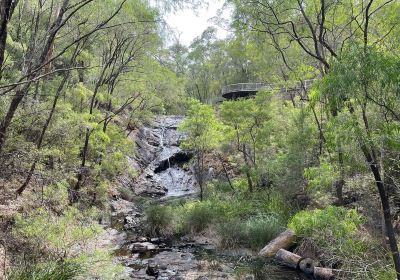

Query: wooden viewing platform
[{"left": 220, "top": 80, "right": 315, "bottom": 100}]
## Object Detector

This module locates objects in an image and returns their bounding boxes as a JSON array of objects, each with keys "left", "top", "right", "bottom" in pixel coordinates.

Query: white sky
[{"left": 165, "top": 1, "right": 229, "bottom": 46}]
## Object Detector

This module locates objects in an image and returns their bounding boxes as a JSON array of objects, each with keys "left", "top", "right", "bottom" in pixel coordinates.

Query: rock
[
  {"left": 136, "top": 236, "right": 149, "bottom": 242},
  {"left": 169, "top": 276, "right": 184, "bottom": 280},
  {"left": 150, "top": 237, "right": 160, "bottom": 243},
  {"left": 111, "top": 199, "right": 137, "bottom": 215},
  {"left": 146, "top": 260, "right": 159, "bottom": 276},
  {"left": 131, "top": 242, "right": 157, "bottom": 253}
]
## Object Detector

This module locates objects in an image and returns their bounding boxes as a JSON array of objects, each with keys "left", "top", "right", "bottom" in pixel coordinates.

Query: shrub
[
  {"left": 183, "top": 200, "right": 217, "bottom": 232},
  {"left": 219, "top": 215, "right": 284, "bottom": 250},
  {"left": 304, "top": 161, "right": 338, "bottom": 192},
  {"left": 245, "top": 215, "right": 285, "bottom": 249},
  {"left": 13, "top": 207, "right": 102, "bottom": 258},
  {"left": 145, "top": 205, "right": 175, "bottom": 237},
  {"left": 288, "top": 206, "right": 365, "bottom": 238},
  {"left": 7, "top": 261, "right": 82, "bottom": 280}
]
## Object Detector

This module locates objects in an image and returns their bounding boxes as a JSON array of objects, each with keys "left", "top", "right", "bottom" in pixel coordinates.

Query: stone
[
  {"left": 131, "top": 242, "right": 157, "bottom": 253},
  {"left": 146, "top": 260, "right": 159, "bottom": 276}
]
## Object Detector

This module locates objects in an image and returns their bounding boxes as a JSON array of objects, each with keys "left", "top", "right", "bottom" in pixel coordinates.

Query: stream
[{"left": 109, "top": 116, "right": 310, "bottom": 280}]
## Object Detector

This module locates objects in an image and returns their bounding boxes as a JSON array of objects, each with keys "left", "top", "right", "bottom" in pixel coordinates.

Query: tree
[
  {"left": 179, "top": 99, "right": 222, "bottom": 200},
  {"left": 220, "top": 91, "right": 273, "bottom": 192},
  {"left": 316, "top": 46, "right": 400, "bottom": 279}
]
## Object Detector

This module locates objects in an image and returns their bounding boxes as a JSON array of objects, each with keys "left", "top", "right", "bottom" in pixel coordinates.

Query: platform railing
[{"left": 221, "top": 79, "right": 315, "bottom": 97}]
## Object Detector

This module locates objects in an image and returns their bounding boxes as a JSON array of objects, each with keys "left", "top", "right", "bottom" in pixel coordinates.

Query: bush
[
  {"left": 219, "top": 215, "right": 284, "bottom": 249},
  {"left": 304, "top": 161, "right": 338, "bottom": 192},
  {"left": 288, "top": 206, "right": 392, "bottom": 280},
  {"left": 288, "top": 206, "right": 365, "bottom": 238},
  {"left": 183, "top": 200, "right": 219, "bottom": 232},
  {"left": 145, "top": 205, "right": 175, "bottom": 237},
  {"left": 14, "top": 207, "right": 102, "bottom": 258},
  {"left": 7, "top": 261, "right": 82, "bottom": 280},
  {"left": 245, "top": 215, "right": 284, "bottom": 249}
]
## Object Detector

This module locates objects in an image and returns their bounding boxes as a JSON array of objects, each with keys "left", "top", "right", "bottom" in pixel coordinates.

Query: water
[{"left": 113, "top": 116, "right": 310, "bottom": 279}]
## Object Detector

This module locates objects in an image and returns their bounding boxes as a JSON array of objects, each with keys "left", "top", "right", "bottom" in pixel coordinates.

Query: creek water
[{"left": 111, "top": 116, "right": 310, "bottom": 280}]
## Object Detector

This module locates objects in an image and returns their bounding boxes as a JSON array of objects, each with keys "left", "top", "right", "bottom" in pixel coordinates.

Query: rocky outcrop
[{"left": 131, "top": 116, "right": 196, "bottom": 198}]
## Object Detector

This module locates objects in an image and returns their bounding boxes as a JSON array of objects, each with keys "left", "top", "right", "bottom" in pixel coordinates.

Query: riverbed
[{"left": 110, "top": 115, "right": 310, "bottom": 280}]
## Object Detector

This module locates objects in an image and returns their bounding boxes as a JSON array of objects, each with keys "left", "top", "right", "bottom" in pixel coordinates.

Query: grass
[
  {"left": 218, "top": 215, "right": 284, "bottom": 249},
  {"left": 144, "top": 179, "right": 291, "bottom": 250},
  {"left": 7, "top": 261, "right": 82, "bottom": 280}
]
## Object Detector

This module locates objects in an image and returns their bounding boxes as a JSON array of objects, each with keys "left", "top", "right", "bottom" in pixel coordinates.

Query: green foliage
[
  {"left": 145, "top": 205, "right": 175, "bottom": 237},
  {"left": 179, "top": 99, "right": 223, "bottom": 152},
  {"left": 7, "top": 261, "right": 82, "bottom": 280},
  {"left": 304, "top": 161, "right": 338, "bottom": 192},
  {"left": 14, "top": 207, "right": 102, "bottom": 258},
  {"left": 288, "top": 206, "right": 365, "bottom": 238},
  {"left": 144, "top": 180, "right": 291, "bottom": 250},
  {"left": 218, "top": 215, "right": 284, "bottom": 249}
]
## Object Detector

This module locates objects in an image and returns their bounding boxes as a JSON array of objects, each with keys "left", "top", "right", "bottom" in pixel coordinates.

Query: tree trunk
[
  {"left": 0, "top": 0, "right": 17, "bottom": 79},
  {"left": 361, "top": 144, "right": 400, "bottom": 279},
  {"left": 259, "top": 229, "right": 296, "bottom": 258},
  {"left": 217, "top": 153, "right": 234, "bottom": 192},
  {"left": 72, "top": 128, "right": 89, "bottom": 203},
  {"left": 242, "top": 144, "right": 253, "bottom": 192},
  {"left": 275, "top": 249, "right": 335, "bottom": 279},
  {"left": 0, "top": 86, "right": 29, "bottom": 153},
  {"left": 275, "top": 249, "right": 315, "bottom": 274}
]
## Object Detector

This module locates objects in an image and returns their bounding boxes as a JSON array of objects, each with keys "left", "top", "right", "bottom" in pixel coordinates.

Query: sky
[{"left": 165, "top": 1, "right": 229, "bottom": 46}]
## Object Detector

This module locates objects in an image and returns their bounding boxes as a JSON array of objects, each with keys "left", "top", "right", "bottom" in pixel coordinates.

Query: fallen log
[
  {"left": 258, "top": 229, "right": 296, "bottom": 257},
  {"left": 275, "top": 249, "right": 315, "bottom": 274},
  {"left": 274, "top": 249, "right": 335, "bottom": 279},
  {"left": 314, "top": 267, "right": 335, "bottom": 280}
]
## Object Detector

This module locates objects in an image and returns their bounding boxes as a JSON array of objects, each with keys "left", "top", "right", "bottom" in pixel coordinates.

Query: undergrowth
[{"left": 145, "top": 178, "right": 291, "bottom": 249}]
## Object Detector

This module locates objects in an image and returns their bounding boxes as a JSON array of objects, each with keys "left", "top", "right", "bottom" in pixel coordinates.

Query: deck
[{"left": 220, "top": 80, "right": 315, "bottom": 100}]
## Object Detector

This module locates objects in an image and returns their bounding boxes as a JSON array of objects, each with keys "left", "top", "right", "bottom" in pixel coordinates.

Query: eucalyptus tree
[
  {"left": 229, "top": 0, "right": 400, "bottom": 203},
  {"left": 180, "top": 99, "right": 223, "bottom": 200},
  {"left": 72, "top": 1, "right": 160, "bottom": 202},
  {"left": 0, "top": 0, "right": 128, "bottom": 154}
]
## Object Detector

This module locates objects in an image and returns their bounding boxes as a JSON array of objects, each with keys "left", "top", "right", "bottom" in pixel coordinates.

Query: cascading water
[{"left": 110, "top": 116, "right": 310, "bottom": 280}]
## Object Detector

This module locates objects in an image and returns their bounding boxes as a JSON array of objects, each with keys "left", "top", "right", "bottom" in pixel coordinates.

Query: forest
[{"left": 0, "top": 0, "right": 399, "bottom": 279}]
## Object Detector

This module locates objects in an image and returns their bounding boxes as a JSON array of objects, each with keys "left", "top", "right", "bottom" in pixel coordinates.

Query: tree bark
[
  {"left": 242, "top": 144, "right": 253, "bottom": 192},
  {"left": 360, "top": 143, "right": 400, "bottom": 279},
  {"left": 0, "top": 0, "right": 18, "bottom": 79},
  {"left": 259, "top": 229, "right": 296, "bottom": 258}
]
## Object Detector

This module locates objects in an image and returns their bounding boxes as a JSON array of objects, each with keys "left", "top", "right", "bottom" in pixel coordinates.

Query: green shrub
[
  {"left": 7, "top": 261, "right": 82, "bottom": 280},
  {"left": 217, "top": 219, "right": 247, "bottom": 247},
  {"left": 14, "top": 207, "right": 102, "bottom": 258},
  {"left": 183, "top": 200, "right": 218, "bottom": 232},
  {"left": 145, "top": 205, "right": 175, "bottom": 237},
  {"left": 288, "top": 206, "right": 365, "bottom": 238},
  {"left": 245, "top": 215, "right": 284, "bottom": 249},
  {"left": 304, "top": 161, "right": 338, "bottom": 192},
  {"left": 219, "top": 215, "right": 284, "bottom": 249}
]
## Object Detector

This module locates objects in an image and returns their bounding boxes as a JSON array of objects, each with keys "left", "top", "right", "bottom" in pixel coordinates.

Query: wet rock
[
  {"left": 131, "top": 116, "right": 197, "bottom": 199},
  {"left": 146, "top": 260, "right": 159, "bottom": 276},
  {"left": 131, "top": 242, "right": 157, "bottom": 253},
  {"left": 150, "top": 237, "right": 160, "bottom": 243},
  {"left": 136, "top": 236, "right": 149, "bottom": 242}
]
